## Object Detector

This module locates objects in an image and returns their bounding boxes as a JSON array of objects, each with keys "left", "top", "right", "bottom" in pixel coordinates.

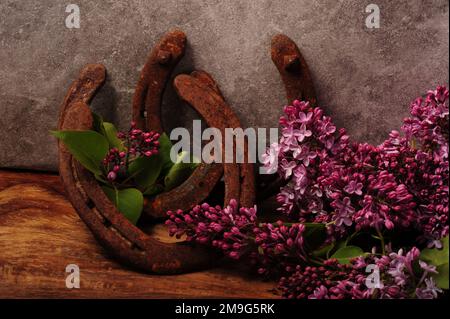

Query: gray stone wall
[{"left": 0, "top": 0, "right": 448, "bottom": 171}]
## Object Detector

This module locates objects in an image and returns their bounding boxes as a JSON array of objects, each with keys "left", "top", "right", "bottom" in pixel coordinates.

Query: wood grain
[{"left": 0, "top": 170, "right": 277, "bottom": 298}]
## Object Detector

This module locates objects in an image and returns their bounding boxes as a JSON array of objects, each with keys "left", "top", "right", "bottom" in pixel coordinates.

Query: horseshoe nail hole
[
  {"left": 103, "top": 218, "right": 112, "bottom": 228},
  {"left": 86, "top": 199, "right": 96, "bottom": 209},
  {"left": 129, "top": 243, "right": 146, "bottom": 252},
  {"left": 198, "top": 182, "right": 205, "bottom": 188}
]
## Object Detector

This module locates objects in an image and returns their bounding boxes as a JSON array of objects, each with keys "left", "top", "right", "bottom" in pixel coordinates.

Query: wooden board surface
[{"left": 0, "top": 170, "right": 277, "bottom": 299}]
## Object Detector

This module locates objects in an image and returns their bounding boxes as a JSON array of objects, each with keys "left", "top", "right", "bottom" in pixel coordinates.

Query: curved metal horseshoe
[
  {"left": 257, "top": 34, "right": 318, "bottom": 203},
  {"left": 57, "top": 64, "right": 216, "bottom": 274},
  {"left": 132, "top": 29, "right": 185, "bottom": 132},
  {"left": 271, "top": 34, "right": 317, "bottom": 106},
  {"left": 173, "top": 72, "right": 255, "bottom": 208},
  {"left": 56, "top": 31, "right": 311, "bottom": 273},
  {"left": 133, "top": 30, "right": 225, "bottom": 218}
]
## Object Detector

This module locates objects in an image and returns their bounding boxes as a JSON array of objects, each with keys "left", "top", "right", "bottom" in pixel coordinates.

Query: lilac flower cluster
[
  {"left": 166, "top": 200, "right": 307, "bottom": 273},
  {"left": 102, "top": 122, "right": 160, "bottom": 181},
  {"left": 278, "top": 260, "right": 369, "bottom": 299},
  {"left": 166, "top": 198, "right": 444, "bottom": 299},
  {"left": 279, "top": 247, "right": 442, "bottom": 299},
  {"left": 166, "top": 199, "right": 257, "bottom": 260},
  {"left": 117, "top": 121, "right": 160, "bottom": 158},
  {"left": 264, "top": 86, "right": 449, "bottom": 246},
  {"left": 103, "top": 147, "right": 127, "bottom": 181},
  {"left": 252, "top": 221, "right": 308, "bottom": 276},
  {"left": 165, "top": 86, "right": 447, "bottom": 299}
]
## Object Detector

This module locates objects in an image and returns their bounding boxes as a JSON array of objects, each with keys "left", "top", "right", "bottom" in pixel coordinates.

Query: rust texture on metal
[
  {"left": 57, "top": 64, "right": 216, "bottom": 274},
  {"left": 189, "top": 70, "right": 255, "bottom": 208},
  {"left": 56, "top": 64, "right": 106, "bottom": 130},
  {"left": 173, "top": 72, "right": 257, "bottom": 208},
  {"left": 131, "top": 29, "right": 187, "bottom": 132},
  {"left": 55, "top": 30, "right": 315, "bottom": 274},
  {"left": 140, "top": 61, "right": 256, "bottom": 217},
  {"left": 134, "top": 30, "right": 224, "bottom": 218},
  {"left": 257, "top": 34, "right": 317, "bottom": 203},
  {"left": 271, "top": 34, "right": 317, "bottom": 105},
  {"left": 145, "top": 162, "right": 223, "bottom": 219}
]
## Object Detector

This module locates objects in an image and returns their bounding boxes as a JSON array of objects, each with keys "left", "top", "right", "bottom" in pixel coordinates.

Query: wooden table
[{"left": 0, "top": 170, "right": 277, "bottom": 298}]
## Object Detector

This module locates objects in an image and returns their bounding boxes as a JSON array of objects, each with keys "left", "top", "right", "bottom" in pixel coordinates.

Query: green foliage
[
  {"left": 420, "top": 236, "right": 449, "bottom": 289},
  {"left": 52, "top": 121, "right": 198, "bottom": 224},
  {"left": 51, "top": 130, "right": 108, "bottom": 175},
  {"left": 102, "top": 186, "right": 143, "bottom": 225},
  {"left": 302, "top": 223, "right": 327, "bottom": 251},
  {"left": 421, "top": 237, "right": 449, "bottom": 266},
  {"left": 331, "top": 246, "right": 365, "bottom": 265},
  {"left": 164, "top": 151, "right": 199, "bottom": 191},
  {"left": 102, "top": 122, "right": 125, "bottom": 151},
  {"left": 158, "top": 133, "right": 175, "bottom": 176},
  {"left": 128, "top": 155, "right": 163, "bottom": 192}
]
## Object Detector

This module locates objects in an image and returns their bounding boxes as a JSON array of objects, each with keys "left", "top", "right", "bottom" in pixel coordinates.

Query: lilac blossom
[
  {"left": 165, "top": 86, "right": 448, "bottom": 300},
  {"left": 102, "top": 122, "right": 160, "bottom": 181},
  {"left": 263, "top": 86, "right": 448, "bottom": 246},
  {"left": 415, "top": 278, "right": 442, "bottom": 299},
  {"left": 261, "top": 142, "right": 280, "bottom": 174},
  {"left": 166, "top": 199, "right": 307, "bottom": 266},
  {"left": 344, "top": 180, "right": 363, "bottom": 195},
  {"left": 279, "top": 247, "right": 443, "bottom": 299}
]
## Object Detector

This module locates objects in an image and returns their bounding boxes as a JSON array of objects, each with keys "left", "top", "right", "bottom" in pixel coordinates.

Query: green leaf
[
  {"left": 158, "top": 133, "right": 174, "bottom": 176},
  {"left": 331, "top": 246, "right": 365, "bottom": 265},
  {"left": 128, "top": 155, "right": 163, "bottom": 191},
  {"left": 420, "top": 237, "right": 449, "bottom": 266},
  {"left": 91, "top": 113, "right": 124, "bottom": 151},
  {"left": 102, "top": 186, "right": 143, "bottom": 224},
  {"left": 312, "top": 243, "right": 334, "bottom": 258},
  {"left": 303, "top": 222, "right": 326, "bottom": 234},
  {"left": 143, "top": 184, "right": 164, "bottom": 196},
  {"left": 94, "top": 173, "right": 108, "bottom": 184},
  {"left": 327, "top": 239, "right": 349, "bottom": 259},
  {"left": 302, "top": 223, "right": 327, "bottom": 251},
  {"left": 420, "top": 237, "right": 449, "bottom": 290},
  {"left": 51, "top": 130, "right": 108, "bottom": 175},
  {"left": 164, "top": 151, "right": 199, "bottom": 191},
  {"left": 102, "top": 122, "right": 125, "bottom": 151},
  {"left": 432, "top": 263, "right": 449, "bottom": 290},
  {"left": 92, "top": 113, "right": 105, "bottom": 135}
]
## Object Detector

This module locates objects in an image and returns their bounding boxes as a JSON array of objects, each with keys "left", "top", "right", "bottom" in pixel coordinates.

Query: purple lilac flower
[
  {"left": 415, "top": 278, "right": 443, "bottom": 299},
  {"left": 298, "top": 111, "right": 313, "bottom": 124},
  {"left": 167, "top": 87, "right": 448, "bottom": 300},
  {"left": 166, "top": 199, "right": 309, "bottom": 275},
  {"left": 261, "top": 142, "right": 280, "bottom": 174},
  {"left": 102, "top": 122, "right": 160, "bottom": 181},
  {"left": 263, "top": 86, "right": 448, "bottom": 246},
  {"left": 280, "top": 159, "right": 297, "bottom": 179},
  {"left": 344, "top": 180, "right": 363, "bottom": 195},
  {"left": 279, "top": 247, "right": 443, "bottom": 299},
  {"left": 297, "top": 124, "right": 312, "bottom": 142},
  {"left": 166, "top": 199, "right": 257, "bottom": 259},
  {"left": 333, "top": 197, "right": 354, "bottom": 227}
]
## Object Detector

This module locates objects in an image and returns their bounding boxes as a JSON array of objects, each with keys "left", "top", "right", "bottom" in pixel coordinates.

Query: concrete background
[{"left": 0, "top": 0, "right": 448, "bottom": 171}]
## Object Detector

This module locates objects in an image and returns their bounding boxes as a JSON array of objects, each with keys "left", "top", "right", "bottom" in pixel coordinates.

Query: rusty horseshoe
[
  {"left": 56, "top": 30, "right": 315, "bottom": 274},
  {"left": 133, "top": 30, "right": 226, "bottom": 219},
  {"left": 57, "top": 64, "right": 217, "bottom": 274},
  {"left": 257, "top": 34, "right": 317, "bottom": 203},
  {"left": 271, "top": 33, "right": 317, "bottom": 106}
]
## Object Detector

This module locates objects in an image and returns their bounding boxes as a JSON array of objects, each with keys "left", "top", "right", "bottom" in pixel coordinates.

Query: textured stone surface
[{"left": 0, "top": 0, "right": 448, "bottom": 171}]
